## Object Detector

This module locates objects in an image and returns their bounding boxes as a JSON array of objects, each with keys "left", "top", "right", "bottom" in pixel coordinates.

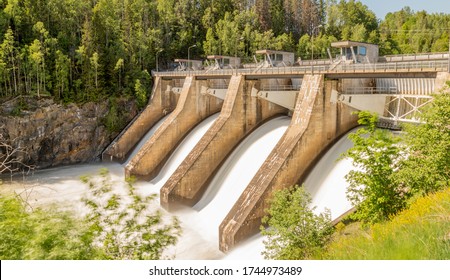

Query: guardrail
[
  {"left": 382, "top": 52, "right": 449, "bottom": 62},
  {"left": 260, "top": 84, "right": 301, "bottom": 91},
  {"left": 153, "top": 60, "right": 449, "bottom": 77},
  {"left": 343, "top": 87, "right": 397, "bottom": 95}
]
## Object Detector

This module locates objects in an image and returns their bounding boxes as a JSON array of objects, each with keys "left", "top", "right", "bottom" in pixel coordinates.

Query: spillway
[
  {"left": 170, "top": 116, "right": 291, "bottom": 259},
  {"left": 193, "top": 117, "right": 291, "bottom": 239},
  {"left": 4, "top": 114, "right": 357, "bottom": 260},
  {"left": 145, "top": 113, "right": 219, "bottom": 189},
  {"left": 223, "top": 128, "right": 356, "bottom": 260},
  {"left": 124, "top": 115, "right": 169, "bottom": 165}
]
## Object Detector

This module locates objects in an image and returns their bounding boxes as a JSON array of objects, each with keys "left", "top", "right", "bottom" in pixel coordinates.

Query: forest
[{"left": 0, "top": 0, "right": 449, "bottom": 104}]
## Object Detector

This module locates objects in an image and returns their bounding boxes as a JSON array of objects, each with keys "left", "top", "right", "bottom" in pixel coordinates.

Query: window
[
  {"left": 223, "top": 58, "right": 230, "bottom": 65},
  {"left": 359, "top": 46, "right": 367, "bottom": 56},
  {"left": 276, "top": 54, "right": 283, "bottom": 61}
]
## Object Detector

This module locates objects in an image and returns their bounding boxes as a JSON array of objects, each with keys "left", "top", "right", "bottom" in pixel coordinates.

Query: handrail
[
  {"left": 343, "top": 87, "right": 397, "bottom": 95},
  {"left": 260, "top": 84, "right": 301, "bottom": 91},
  {"left": 152, "top": 60, "right": 449, "bottom": 77},
  {"left": 382, "top": 52, "right": 449, "bottom": 62}
]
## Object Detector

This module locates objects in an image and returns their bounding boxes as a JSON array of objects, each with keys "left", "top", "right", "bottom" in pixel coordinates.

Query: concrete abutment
[{"left": 102, "top": 77, "right": 179, "bottom": 162}]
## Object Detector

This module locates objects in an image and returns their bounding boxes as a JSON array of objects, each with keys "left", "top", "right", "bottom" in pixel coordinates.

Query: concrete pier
[
  {"left": 219, "top": 75, "right": 358, "bottom": 252},
  {"left": 125, "top": 76, "right": 223, "bottom": 180},
  {"left": 102, "top": 77, "right": 178, "bottom": 162},
  {"left": 160, "top": 75, "right": 288, "bottom": 209}
]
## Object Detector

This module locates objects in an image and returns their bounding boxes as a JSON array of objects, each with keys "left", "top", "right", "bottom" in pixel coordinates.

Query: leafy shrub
[{"left": 261, "top": 185, "right": 333, "bottom": 260}]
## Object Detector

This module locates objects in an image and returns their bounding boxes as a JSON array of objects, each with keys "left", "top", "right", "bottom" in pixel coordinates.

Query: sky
[{"left": 358, "top": 0, "right": 450, "bottom": 19}]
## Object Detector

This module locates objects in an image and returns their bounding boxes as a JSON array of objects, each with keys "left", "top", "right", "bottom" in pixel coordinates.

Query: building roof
[
  {"left": 206, "top": 55, "right": 237, "bottom": 59},
  {"left": 174, "top": 59, "right": 203, "bottom": 63},
  {"left": 255, "top": 49, "right": 294, "bottom": 55},
  {"left": 331, "top": 41, "right": 378, "bottom": 48}
]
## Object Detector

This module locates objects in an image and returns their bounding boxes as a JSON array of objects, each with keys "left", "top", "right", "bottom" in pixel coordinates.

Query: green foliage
[
  {"left": 342, "top": 111, "right": 406, "bottom": 224},
  {"left": 261, "top": 185, "right": 333, "bottom": 260},
  {"left": 395, "top": 87, "right": 450, "bottom": 196},
  {"left": 134, "top": 79, "right": 148, "bottom": 110},
  {"left": 0, "top": 168, "right": 181, "bottom": 260},
  {"left": 0, "top": 0, "right": 449, "bottom": 103},
  {"left": 103, "top": 98, "right": 125, "bottom": 133},
  {"left": 324, "top": 187, "right": 450, "bottom": 260},
  {"left": 80, "top": 169, "right": 181, "bottom": 260},
  {"left": 0, "top": 194, "right": 99, "bottom": 260}
]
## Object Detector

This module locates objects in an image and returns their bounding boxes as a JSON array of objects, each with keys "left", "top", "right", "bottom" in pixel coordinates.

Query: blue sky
[{"left": 358, "top": 0, "right": 450, "bottom": 19}]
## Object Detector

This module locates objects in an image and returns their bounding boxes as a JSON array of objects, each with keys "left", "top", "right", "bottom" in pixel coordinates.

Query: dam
[{"left": 102, "top": 40, "right": 450, "bottom": 252}]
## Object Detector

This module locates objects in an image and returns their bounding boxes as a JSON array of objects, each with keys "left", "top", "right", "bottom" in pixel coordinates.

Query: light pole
[
  {"left": 188, "top": 44, "right": 197, "bottom": 76},
  {"left": 235, "top": 36, "right": 244, "bottom": 75},
  {"left": 156, "top": 49, "right": 163, "bottom": 72},
  {"left": 311, "top": 24, "right": 323, "bottom": 62}
]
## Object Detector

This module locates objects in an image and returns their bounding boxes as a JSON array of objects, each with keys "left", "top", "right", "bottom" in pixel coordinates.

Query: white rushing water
[
  {"left": 124, "top": 115, "right": 169, "bottom": 165},
  {"left": 304, "top": 128, "right": 357, "bottom": 220},
  {"left": 224, "top": 128, "right": 357, "bottom": 260},
  {"left": 2, "top": 113, "right": 357, "bottom": 260}
]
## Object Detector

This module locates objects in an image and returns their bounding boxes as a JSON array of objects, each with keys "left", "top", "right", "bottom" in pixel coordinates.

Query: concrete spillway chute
[
  {"left": 201, "top": 86, "right": 228, "bottom": 100},
  {"left": 256, "top": 90, "right": 299, "bottom": 111}
]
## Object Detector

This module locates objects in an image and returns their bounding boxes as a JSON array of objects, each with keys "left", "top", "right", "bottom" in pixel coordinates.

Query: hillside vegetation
[
  {"left": 325, "top": 187, "right": 450, "bottom": 260},
  {"left": 1, "top": 0, "right": 449, "bottom": 104}
]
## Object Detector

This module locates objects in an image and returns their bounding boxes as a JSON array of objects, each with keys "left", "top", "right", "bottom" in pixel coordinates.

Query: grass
[{"left": 322, "top": 187, "right": 450, "bottom": 260}]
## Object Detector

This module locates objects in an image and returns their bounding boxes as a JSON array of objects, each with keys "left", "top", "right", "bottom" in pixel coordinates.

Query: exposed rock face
[{"left": 0, "top": 96, "right": 137, "bottom": 170}]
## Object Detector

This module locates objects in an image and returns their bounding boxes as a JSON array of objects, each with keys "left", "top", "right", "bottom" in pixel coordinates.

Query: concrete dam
[{"left": 102, "top": 41, "right": 450, "bottom": 252}]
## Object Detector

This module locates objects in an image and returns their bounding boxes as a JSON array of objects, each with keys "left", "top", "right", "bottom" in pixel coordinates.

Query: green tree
[
  {"left": 134, "top": 78, "right": 148, "bottom": 109},
  {"left": 54, "top": 50, "right": 70, "bottom": 101},
  {"left": 0, "top": 168, "right": 181, "bottom": 260},
  {"left": 395, "top": 86, "right": 450, "bottom": 196},
  {"left": 342, "top": 111, "right": 406, "bottom": 224},
  {"left": 29, "top": 39, "right": 45, "bottom": 97},
  {"left": 261, "top": 185, "right": 333, "bottom": 260},
  {"left": 81, "top": 169, "right": 181, "bottom": 260},
  {"left": 0, "top": 194, "right": 99, "bottom": 260},
  {"left": 326, "top": 0, "right": 378, "bottom": 42}
]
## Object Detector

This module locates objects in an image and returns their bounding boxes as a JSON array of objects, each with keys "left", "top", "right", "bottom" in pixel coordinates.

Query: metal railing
[
  {"left": 260, "top": 84, "right": 301, "bottom": 91},
  {"left": 382, "top": 52, "right": 449, "bottom": 62},
  {"left": 153, "top": 60, "right": 449, "bottom": 77},
  {"left": 343, "top": 87, "right": 397, "bottom": 95},
  {"left": 208, "top": 81, "right": 230, "bottom": 89}
]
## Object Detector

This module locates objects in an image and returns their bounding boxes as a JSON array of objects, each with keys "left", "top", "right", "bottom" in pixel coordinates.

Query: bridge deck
[{"left": 154, "top": 60, "right": 449, "bottom": 79}]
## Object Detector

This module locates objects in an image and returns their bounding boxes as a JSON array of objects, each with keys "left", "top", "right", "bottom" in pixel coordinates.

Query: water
[
  {"left": 190, "top": 117, "right": 291, "bottom": 242},
  {"left": 1, "top": 114, "right": 357, "bottom": 260},
  {"left": 304, "top": 129, "right": 357, "bottom": 219},
  {"left": 224, "top": 128, "right": 357, "bottom": 259},
  {"left": 124, "top": 115, "right": 169, "bottom": 165}
]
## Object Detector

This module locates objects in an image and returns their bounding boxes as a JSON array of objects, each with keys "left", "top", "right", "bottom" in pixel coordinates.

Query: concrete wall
[
  {"left": 161, "top": 75, "right": 289, "bottom": 209},
  {"left": 102, "top": 77, "right": 178, "bottom": 162},
  {"left": 219, "top": 75, "right": 358, "bottom": 252},
  {"left": 435, "top": 72, "right": 450, "bottom": 90},
  {"left": 125, "top": 76, "right": 223, "bottom": 180}
]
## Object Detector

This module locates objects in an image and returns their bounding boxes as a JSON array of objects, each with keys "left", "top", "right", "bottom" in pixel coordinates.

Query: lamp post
[
  {"left": 188, "top": 44, "right": 197, "bottom": 76},
  {"left": 156, "top": 49, "right": 163, "bottom": 72},
  {"left": 235, "top": 36, "right": 244, "bottom": 75},
  {"left": 311, "top": 24, "right": 323, "bottom": 62}
]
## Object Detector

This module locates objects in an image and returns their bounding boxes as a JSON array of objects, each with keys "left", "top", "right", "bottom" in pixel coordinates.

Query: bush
[
  {"left": 0, "top": 168, "right": 181, "bottom": 260},
  {"left": 0, "top": 194, "right": 100, "bottom": 260},
  {"left": 342, "top": 111, "right": 406, "bottom": 224},
  {"left": 261, "top": 185, "right": 333, "bottom": 260},
  {"left": 80, "top": 169, "right": 181, "bottom": 260},
  {"left": 324, "top": 187, "right": 450, "bottom": 259}
]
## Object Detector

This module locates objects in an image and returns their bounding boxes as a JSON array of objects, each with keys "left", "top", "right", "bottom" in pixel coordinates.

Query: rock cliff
[{"left": 0, "top": 96, "right": 137, "bottom": 171}]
